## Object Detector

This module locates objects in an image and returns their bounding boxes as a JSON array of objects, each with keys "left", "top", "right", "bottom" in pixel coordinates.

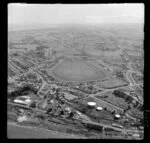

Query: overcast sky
[{"left": 8, "top": 4, "right": 144, "bottom": 26}]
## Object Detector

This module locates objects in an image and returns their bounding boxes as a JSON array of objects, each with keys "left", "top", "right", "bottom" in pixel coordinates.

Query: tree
[
  {"left": 113, "top": 90, "right": 126, "bottom": 98},
  {"left": 111, "top": 110, "right": 115, "bottom": 115},
  {"left": 37, "top": 114, "right": 45, "bottom": 120},
  {"left": 127, "top": 105, "right": 131, "bottom": 110},
  {"left": 138, "top": 105, "right": 143, "bottom": 111},
  {"left": 104, "top": 107, "right": 107, "bottom": 111},
  {"left": 69, "top": 112, "right": 74, "bottom": 118},
  {"left": 46, "top": 108, "right": 52, "bottom": 114},
  {"left": 81, "top": 107, "right": 87, "bottom": 113},
  {"left": 115, "top": 70, "right": 125, "bottom": 80},
  {"left": 125, "top": 96, "right": 133, "bottom": 104},
  {"left": 60, "top": 110, "right": 64, "bottom": 115},
  {"left": 140, "top": 119, "right": 144, "bottom": 124}
]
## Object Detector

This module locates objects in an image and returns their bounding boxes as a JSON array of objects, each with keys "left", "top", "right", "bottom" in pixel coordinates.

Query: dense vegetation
[
  {"left": 8, "top": 84, "right": 38, "bottom": 99},
  {"left": 113, "top": 90, "right": 133, "bottom": 104}
]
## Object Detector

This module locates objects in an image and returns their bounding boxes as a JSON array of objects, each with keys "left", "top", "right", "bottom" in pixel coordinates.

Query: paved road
[
  {"left": 126, "top": 71, "right": 142, "bottom": 87},
  {"left": 126, "top": 71, "right": 136, "bottom": 86},
  {"left": 89, "top": 85, "right": 132, "bottom": 98}
]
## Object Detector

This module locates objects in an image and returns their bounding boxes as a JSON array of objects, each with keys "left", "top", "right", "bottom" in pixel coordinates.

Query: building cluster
[
  {"left": 11, "top": 85, "right": 84, "bottom": 123},
  {"left": 13, "top": 94, "right": 37, "bottom": 105}
]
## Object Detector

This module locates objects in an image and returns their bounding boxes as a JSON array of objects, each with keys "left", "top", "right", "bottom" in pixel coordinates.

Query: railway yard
[{"left": 7, "top": 26, "right": 144, "bottom": 139}]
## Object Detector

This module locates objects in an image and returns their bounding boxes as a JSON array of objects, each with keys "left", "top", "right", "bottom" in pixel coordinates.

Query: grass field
[
  {"left": 100, "top": 78, "right": 128, "bottom": 89},
  {"left": 95, "top": 92, "right": 129, "bottom": 109},
  {"left": 50, "top": 59, "right": 107, "bottom": 82},
  {"left": 7, "top": 122, "right": 81, "bottom": 139}
]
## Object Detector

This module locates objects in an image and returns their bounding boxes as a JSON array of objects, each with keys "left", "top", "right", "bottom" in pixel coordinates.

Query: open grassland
[
  {"left": 7, "top": 122, "right": 81, "bottom": 139},
  {"left": 95, "top": 91, "right": 129, "bottom": 109},
  {"left": 50, "top": 59, "right": 107, "bottom": 82},
  {"left": 100, "top": 78, "right": 128, "bottom": 89}
]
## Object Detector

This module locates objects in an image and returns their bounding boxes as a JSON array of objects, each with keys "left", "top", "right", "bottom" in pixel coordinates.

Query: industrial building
[
  {"left": 13, "top": 94, "right": 37, "bottom": 106},
  {"left": 13, "top": 96, "right": 32, "bottom": 105}
]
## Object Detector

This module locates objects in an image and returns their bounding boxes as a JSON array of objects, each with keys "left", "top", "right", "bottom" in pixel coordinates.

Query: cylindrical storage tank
[
  {"left": 96, "top": 106, "right": 103, "bottom": 111},
  {"left": 87, "top": 102, "right": 96, "bottom": 109},
  {"left": 114, "top": 114, "right": 121, "bottom": 120}
]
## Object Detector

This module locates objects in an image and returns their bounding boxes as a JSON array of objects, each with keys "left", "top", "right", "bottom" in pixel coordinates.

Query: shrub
[{"left": 125, "top": 96, "right": 133, "bottom": 104}]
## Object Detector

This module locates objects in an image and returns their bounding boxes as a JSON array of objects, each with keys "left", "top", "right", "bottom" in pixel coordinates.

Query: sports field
[{"left": 50, "top": 59, "right": 107, "bottom": 82}]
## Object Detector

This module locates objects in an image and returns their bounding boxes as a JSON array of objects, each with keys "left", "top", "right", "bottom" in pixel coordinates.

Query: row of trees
[{"left": 113, "top": 90, "right": 133, "bottom": 104}]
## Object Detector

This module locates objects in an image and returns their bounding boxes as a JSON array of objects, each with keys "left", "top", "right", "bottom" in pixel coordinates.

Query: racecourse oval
[{"left": 49, "top": 59, "right": 108, "bottom": 82}]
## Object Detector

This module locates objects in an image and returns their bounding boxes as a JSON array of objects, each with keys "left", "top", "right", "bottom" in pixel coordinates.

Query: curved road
[{"left": 126, "top": 62, "right": 143, "bottom": 86}]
